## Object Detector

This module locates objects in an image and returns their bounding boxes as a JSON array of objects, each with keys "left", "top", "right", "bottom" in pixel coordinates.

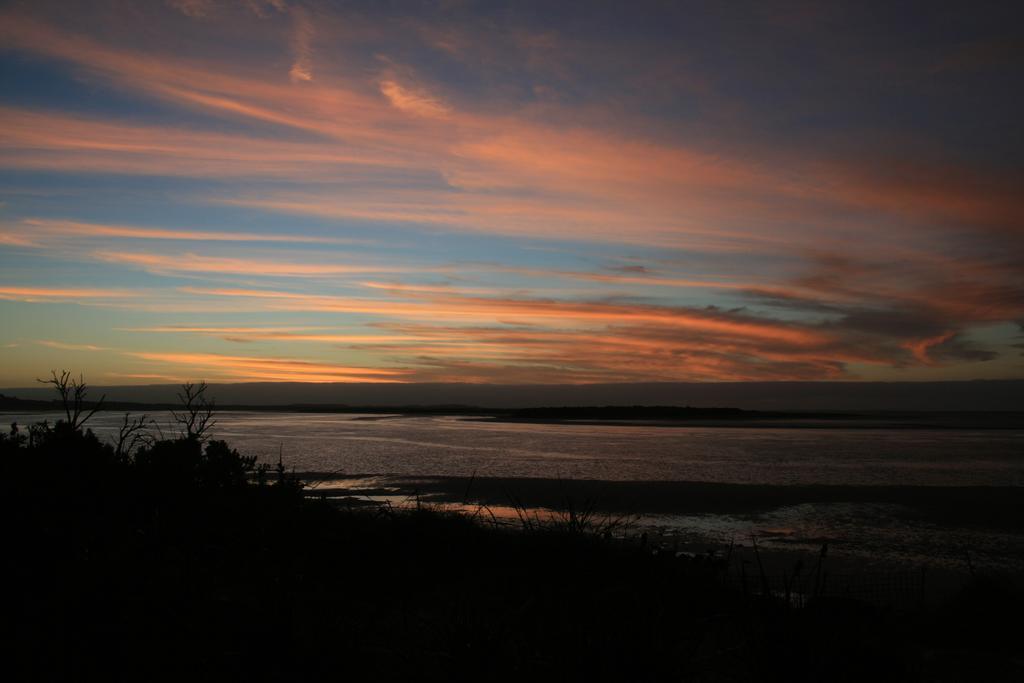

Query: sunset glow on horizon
[{"left": 1, "top": 0, "right": 1022, "bottom": 386}]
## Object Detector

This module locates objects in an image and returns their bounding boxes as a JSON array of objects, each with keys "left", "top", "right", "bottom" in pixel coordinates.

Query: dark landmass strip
[
  {"left": 0, "top": 393, "right": 493, "bottom": 415},
  {"left": 0, "top": 395, "right": 801, "bottom": 417},
  {"left": 6, "top": 379, "right": 1024, "bottom": 411},
  {"left": 3, "top": 394, "right": 1023, "bottom": 428},
  {"left": 490, "top": 406, "right": 1024, "bottom": 429}
]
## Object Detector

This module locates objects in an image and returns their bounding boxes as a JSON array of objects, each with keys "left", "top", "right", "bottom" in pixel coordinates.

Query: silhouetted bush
[{"left": 133, "top": 437, "right": 257, "bottom": 490}]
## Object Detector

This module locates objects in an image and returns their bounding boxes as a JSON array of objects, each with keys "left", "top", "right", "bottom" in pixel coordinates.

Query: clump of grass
[{"left": 502, "top": 489, "right": 637, "bottom": 538}]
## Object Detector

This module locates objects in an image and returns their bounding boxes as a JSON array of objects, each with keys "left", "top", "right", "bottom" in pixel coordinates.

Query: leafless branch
[
  {"left": 114, "top": 412, "right": 153, "bottom": 458},
  {"left": 171, "top": 381, "right": 217, "bottom": 441},
  {"left": 37, "top": 370, "right": 106, "bottom": 430}
]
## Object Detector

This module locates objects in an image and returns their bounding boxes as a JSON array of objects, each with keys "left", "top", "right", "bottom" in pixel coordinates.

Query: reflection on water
[{"left": 7, "top": 410, "right": 1020, "bottom": 486}]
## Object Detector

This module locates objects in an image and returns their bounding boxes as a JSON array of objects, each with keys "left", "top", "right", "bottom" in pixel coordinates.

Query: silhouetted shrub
[
  {"left": 133, "top": 437, "right": 256, "bottom": 489},
  {"left": 0, "top": 421, "right": 26, "bottom": 452}
]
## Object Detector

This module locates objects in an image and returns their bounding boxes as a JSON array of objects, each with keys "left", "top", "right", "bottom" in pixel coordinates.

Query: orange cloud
[
  {"left": 130, "top": 352, "right": 411, "bottom": 383},
  {"left": 902, "top": 332, "right": 956, "bottom": 365},
  {"left": 0, "top": 286, "right": 136, "bottom": 301},
  {"left": 37, "top": 340, "right": 109, "bottom": 351},
  {"left": 182, "top": 285, "right": 833, "bottom": 347},
  {"left": 158, "top": 281, "right": 949, "bottom": 382},
  {"left": 9, "top": 219, "right": 367, "bottom": 245},
  {"left": 94, "top": 251, "right": 421, "bottom": 278},
  {"left": 125, "top": 325, "right": 443, "bottom": 344},
  {"left": 0, "top": 107, "right": 419, "bottom": 179},
  {"left": 380, "top": 80, "right": 450, "bottom": 118}
]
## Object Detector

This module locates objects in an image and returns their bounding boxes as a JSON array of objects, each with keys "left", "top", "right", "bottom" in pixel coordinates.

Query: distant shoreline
[
  {"left": 3, "top": 394, "right": 1022, "bottom": 429},
  {"left": 472, "top": 415, "right": 1024, "bottom": 429},
  {"left": 6, "top": 379, "right": 1024, "bottom": 412}
]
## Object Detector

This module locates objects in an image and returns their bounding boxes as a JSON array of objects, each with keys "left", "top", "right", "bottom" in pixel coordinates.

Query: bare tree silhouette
[
  {"left": 114, "top": 412, "right": 153, "bottom": 459},
  {"left": 37, "top": 369, "right": 105, "bottom": 430},
  {"left": 172, "top": 381, "right": 216, "bottom": 441}
]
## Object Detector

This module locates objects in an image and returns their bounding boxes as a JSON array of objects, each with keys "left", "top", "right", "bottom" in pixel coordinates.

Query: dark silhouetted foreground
[{"left": 4, "top": 378, "right": 1022, "bottom": 681}]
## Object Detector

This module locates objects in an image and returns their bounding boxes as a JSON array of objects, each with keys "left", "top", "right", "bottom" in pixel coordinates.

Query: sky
[{"left": 1, "top": 0, "right": 1022, "bottom": 387}]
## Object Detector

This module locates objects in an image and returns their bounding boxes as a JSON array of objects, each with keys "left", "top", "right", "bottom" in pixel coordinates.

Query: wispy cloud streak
[
  {"left": 5, "top": 219, "right": 367, "bottom": 246},
  {"left": 130, "top": 351, "right": 410, "bottom": 383},
  {"left": 288, "top": 6, "right": 314, "bottom": 83}
]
